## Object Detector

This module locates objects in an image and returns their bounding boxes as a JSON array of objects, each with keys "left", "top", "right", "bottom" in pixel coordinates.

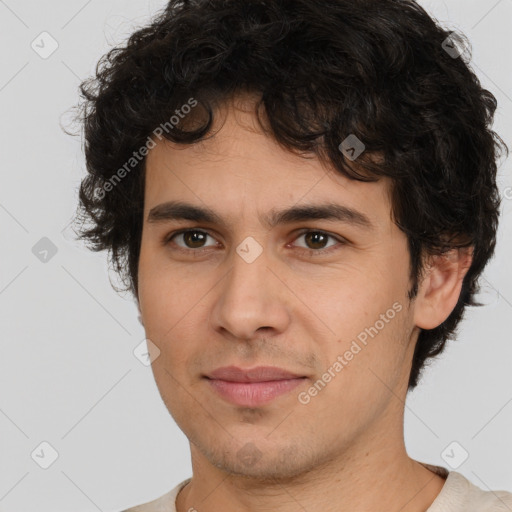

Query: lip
[
  {"left": 206, "top": 365, "right": 304, "bottom": 382},
  {"left": 204, "top": 366, "right": 307, "bottom": 407}
]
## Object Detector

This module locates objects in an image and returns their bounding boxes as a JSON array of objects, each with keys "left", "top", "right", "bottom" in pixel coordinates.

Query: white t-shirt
[{"left": 123, "top": 464, "right": 512, "bottom": 512}]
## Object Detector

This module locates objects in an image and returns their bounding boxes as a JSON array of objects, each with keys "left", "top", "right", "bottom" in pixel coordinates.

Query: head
[{"left": 72, "top": 0, "right": 507, "bottom": 479}]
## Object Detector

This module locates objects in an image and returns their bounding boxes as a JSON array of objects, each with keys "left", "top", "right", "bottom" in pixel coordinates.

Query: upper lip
[{"left": 206, "top": 366, "right": 305, "bottom": 382}]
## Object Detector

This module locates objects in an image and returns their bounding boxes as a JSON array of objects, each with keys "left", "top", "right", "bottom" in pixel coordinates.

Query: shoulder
[
  {"left": 122, "top": 478, "right": 191, "bottom": 512},
  {"left": 429, "top": 471, "right": 512, "bottom": 512}
]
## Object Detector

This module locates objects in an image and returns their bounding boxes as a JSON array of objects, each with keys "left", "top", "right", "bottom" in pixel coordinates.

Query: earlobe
[{"left": 413, "top": 247, "right": 473, "bottom": 330}]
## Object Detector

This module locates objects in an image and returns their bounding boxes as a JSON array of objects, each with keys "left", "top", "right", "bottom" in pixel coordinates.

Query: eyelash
[{"left": 163, "top": 228, "right": 346, "bottom": 257}]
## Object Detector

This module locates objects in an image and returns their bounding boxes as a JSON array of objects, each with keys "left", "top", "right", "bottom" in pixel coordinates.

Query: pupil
[
  {"left": 306, "top": 232, "right": 326, "bottom": 249},
  {"left": 186, "top": 231, "right": 205, "bottom": 248}
]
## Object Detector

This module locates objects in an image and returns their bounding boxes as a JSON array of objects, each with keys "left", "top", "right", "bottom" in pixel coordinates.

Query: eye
[
  {"left": 165, "top": 229, "right": 218, "bottom": 252},
  {"left": 163, "top": 228, "right": 346, "bottom": 256},
  {"left": 290, "top": 230, "right": 345, "bottom": 255}
]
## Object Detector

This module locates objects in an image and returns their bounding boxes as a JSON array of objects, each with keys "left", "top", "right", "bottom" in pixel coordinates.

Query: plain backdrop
[{"left": 0, "top": 0, "right": 511, "bottom": 510}]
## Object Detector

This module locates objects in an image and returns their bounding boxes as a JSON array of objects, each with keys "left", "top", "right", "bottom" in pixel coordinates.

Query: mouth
[{"left": 203, "top": 366, "right": 308, "bottom": 407}]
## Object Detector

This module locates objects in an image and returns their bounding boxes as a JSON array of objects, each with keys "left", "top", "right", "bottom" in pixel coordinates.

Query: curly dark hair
[{"left": 70, "top": 0, "right": 508, "bottom": 389}]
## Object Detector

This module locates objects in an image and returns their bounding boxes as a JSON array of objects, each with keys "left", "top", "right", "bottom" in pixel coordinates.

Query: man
[{"left": 73, "top": 0, "right": 511, "bottom": 510}]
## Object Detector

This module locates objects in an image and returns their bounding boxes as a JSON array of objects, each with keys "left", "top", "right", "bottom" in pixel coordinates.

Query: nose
[{"left": 208, "top": 241, "right": 291, "bottom": 342}]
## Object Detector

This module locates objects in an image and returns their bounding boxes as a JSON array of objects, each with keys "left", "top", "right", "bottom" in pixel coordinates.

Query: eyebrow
[{"left": 147, "top": 200, "right": 374, "bottom": 231}]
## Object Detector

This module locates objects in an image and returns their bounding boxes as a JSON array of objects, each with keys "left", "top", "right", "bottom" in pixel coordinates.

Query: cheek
[
  {"left": 138, "top": 246, "right": 194, "bottom": 329},
  {"left": 308, "top": 305, "right": 411, "bottom": 423},
  {"left": 138, "top": 269, "right": 209, "bottom": 371},
  {"left": 317, "top": 266, "right": 405, "bottom": 334},
  {"left": 313, "top": 253, "right": 412, "bottom": 382}
]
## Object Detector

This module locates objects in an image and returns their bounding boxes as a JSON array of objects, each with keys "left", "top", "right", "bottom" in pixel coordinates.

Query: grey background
[{"left": 0, "top": 0, "right": 510, "bottom": 510}]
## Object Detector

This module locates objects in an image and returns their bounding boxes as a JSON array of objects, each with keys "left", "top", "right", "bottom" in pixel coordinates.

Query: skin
[{"left": 137, "top": 94, "right": 473, "bottom": 512}]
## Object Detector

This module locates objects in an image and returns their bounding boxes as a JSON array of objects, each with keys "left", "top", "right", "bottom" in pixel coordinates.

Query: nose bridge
[
  {"left": 224, "top": 236, "right": 274, "bottom": 310},
  {"left": 209, "top": 236, "right": 290, "bottom": 339},
  {"left": 232, "top": 236, "right": 271, "bottom": 296}
]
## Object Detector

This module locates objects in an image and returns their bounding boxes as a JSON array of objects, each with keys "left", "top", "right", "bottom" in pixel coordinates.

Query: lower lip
[{"left": 206, "top": 377, "right": 306, "bottom": 407}]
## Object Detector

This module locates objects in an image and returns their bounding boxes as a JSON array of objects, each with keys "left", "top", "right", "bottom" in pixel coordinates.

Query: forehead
[{"left": 143, "top": 97, "right": 394, "bottom": 231}]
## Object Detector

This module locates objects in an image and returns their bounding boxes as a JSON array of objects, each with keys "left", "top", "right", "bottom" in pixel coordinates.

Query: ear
[{"left": 413, "top": 246, "right": 474, "bottom": 330}]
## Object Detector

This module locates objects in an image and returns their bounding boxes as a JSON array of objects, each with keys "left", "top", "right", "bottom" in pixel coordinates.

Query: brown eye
[
  {"left": 293, "top": 230, "right": 342, "bottom": 253},
  {"left": 303, "top": 231, "right": 330, "bottom": 250},
  {"left": 182, "top": 230, "right": 208, "bottom": 248},
  {"left": 168, "top": 230, "right": 216, "bottom": 250}
]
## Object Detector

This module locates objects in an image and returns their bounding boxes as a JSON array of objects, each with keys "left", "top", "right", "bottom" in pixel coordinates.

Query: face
[{"left": 137, "top": 95, "right": 421, "bottom": 480}]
